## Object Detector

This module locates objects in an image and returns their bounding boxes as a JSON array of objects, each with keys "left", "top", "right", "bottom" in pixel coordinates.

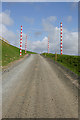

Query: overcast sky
[{"left": 0, "top": 2, "right": 78, "bottom": 55}]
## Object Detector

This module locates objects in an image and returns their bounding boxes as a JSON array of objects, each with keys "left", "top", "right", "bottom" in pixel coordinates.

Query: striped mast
[
  {"left": 48, "top": 36, "right": 49, "bottom": 54},
  {"left": 20, "top": 25, "right": 22, "bottom": 56},
  {"left": 60, "top": 22, "right": 62, "bottom": 55},
  {"left": 25, "top": 35, "right": 27, "bottom": 54}
]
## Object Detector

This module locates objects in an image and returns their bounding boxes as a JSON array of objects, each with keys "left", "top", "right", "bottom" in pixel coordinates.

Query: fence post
[
  {"left": 60, "top": 22, "right": 62, "bottom": 55},
  {"left": 25, "top": 35, "right": 27, "bottom": 54},
  {"left": 55, "top": 52, "right": 57, "bottom": 62},
  {"left": 20, "top": 25, "right": 22, "bottom": 56}
]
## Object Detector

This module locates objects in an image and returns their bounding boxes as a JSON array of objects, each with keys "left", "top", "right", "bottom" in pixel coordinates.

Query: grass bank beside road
[
  {"left": 42, "top": 53, "right": 80, "bottom": 76},
  {"left": 2, "top": 39, "right": 36, "bottom": 66}
]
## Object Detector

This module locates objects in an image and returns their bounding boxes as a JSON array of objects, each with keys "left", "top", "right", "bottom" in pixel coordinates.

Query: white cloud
[
  {"left": 31, "top": 36, "right": 48, "bottom": 52},
  {"left": 34, "top": 31, "right": 42, "bottom": 36},
  {"left": 30, "top": 31, "right": 78, "bottom": 55},
  {"left": 66, "top": 16, "right": 72, "bottom": 22},
  {"left": 42, "top": 16, "right": 57, "bottom": 24},
  {"left": 0, "top": 10, "right": 15, "bottom": 45},
  {"left": 47, "top": 16, "right": 57, "bottom": 22},
  {"left": 1, "top": 21, "right": 78, "bottom": 55},
  {"left": 63, "top": 30, "right": 78, "bottom": 55},
  {"left": 0, "top": 24, "right": 16, "bottom": 44},
  {"left": 0, "top": 9, "right": 78, "bottom": 55},
  {"left": 24, "top": 17, "right": 34, "bottom": 24},
  {"left": 0, "top": 10, "right": 14, "bottom": 26},
  {"left": 40, "top": 19, "right": 78, "bottom": 55}
]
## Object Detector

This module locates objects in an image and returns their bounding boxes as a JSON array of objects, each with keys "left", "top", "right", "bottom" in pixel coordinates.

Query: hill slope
[{"left": 1, "top": 39, "right": 36, "bottom": 66}]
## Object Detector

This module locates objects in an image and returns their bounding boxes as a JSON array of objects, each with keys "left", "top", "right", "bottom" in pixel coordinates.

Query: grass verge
[
  {"left": 1, "top": 39, "right": 36, "bottom": 66},
  {"left": 42, "top": 53, "right": 80, "bottom": 76}
]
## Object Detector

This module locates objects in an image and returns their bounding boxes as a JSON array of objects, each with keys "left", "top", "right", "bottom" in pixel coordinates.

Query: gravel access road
[{"left": 2, "top": 54, "right": 78, "bottom": 118}]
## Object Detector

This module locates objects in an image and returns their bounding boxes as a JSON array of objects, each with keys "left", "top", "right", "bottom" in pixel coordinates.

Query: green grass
[
  {"left": 42, "top": 53, "right": 80, "bottom": 76},
  {"left": 1, "top": 39, "right": 36, "bottom": 66}
]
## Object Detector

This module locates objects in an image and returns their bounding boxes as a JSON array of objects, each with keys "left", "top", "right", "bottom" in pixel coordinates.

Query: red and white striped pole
[
  {"left": 20, "top": 25, "right": 22, "bottom": 56},
  {"left": 48, "top": 36, "right": 49, "bottom": 54},
  {"left": 60, "top": 22, "right": 62, "bottom": 55},
  {"left": 25, "top": 35, "right": 27, "bottom": 54}
]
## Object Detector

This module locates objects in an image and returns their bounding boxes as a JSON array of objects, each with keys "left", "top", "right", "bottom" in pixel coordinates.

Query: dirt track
[{"left": 2, "top": 54, "right": 78, "bottom": 118}]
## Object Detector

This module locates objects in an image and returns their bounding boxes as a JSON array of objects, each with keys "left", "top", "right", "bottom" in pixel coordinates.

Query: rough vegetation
[
  {"left": 1, "top": 39, "right": 36, "bottom": 66},
  {"left": 42, "top": 53, "right": 80, "bottom": 76}
]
